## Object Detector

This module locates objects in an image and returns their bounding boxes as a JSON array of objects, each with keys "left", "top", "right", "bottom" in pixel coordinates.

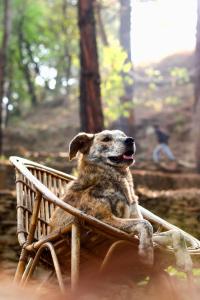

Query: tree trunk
[
  {"left": 0, "top": 0, "right": 11, "bottom": 155},
  {"left": 78, "top": 0, "right": 104, "bottom": 133},
  {"left": 119, "top": 0, "right": 134, "bottom": 136},
  {"left": 95, "top": 3, "right": 109, "bottom": 46},
  {"left": 194, "top": 0, "right": 200, "bottom": 172},
  {"left": 18, "top": 22, "right": 37, "bottom": 107},
  {"left": 60, "top": 0, "right": 72, "bottom": 95}
]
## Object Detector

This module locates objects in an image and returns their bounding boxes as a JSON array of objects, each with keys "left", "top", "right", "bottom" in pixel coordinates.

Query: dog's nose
[{"left": 124, "top": 137, "right": 135, "bottom": 146}]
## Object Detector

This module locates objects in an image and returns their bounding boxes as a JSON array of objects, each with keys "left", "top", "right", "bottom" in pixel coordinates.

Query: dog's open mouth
[{"left": 108, "top": 150, "right": 134, "bottom": 163}]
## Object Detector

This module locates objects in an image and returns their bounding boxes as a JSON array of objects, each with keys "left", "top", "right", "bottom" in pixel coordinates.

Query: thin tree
[
  {"left": 194, "top": 0, "right": 200, "bottom": 172},
  {"left": 18, "top": 19, "right": 37, "bottom": 107},
  {"left": 0, "top": 0, "right": 11, "bottom": 155},
  {"left": 119, "top": 0, "right": 134, "bottom": 136},
  {"left": 78, "top": 0, "right": 104, "bottom": 133},
  {"left": 95, "top": 2, "right": 109, "bottom": 46}
]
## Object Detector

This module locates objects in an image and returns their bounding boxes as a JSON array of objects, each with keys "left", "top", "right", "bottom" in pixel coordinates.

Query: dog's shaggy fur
[{"left": 50, "top": 130, "right": 192, "bottom": 270}]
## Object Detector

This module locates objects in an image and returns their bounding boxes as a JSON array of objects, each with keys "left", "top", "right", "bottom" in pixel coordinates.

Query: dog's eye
[{"left": 102, "top": 136, "right": 112, "bottom": 142}]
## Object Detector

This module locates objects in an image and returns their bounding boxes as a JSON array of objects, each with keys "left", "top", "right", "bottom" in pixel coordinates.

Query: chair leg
[
  {"left": 23, "top": 242, "right": 65, "bottom": 293},
  {"left": 100, "top": 240, "right": 132, "bottom": 273},
  {"left": 20, "top": 257, "right": 34, "bottom": 284},
  {"left": 71, "top": 222, "right": 80, "bottom": 291},
  {"left": 14, "top": 248, "right": 28, "bottom": 283}
]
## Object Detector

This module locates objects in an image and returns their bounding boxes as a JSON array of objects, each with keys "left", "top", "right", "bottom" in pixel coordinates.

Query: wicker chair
[{"left": 9, "top": 156, "right": 200, "bottom": 292}]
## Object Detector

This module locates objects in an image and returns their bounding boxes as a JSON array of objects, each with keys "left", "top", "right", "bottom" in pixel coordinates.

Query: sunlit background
[{"left": 132, "top": 0, "right": 197, "bottom": 65}]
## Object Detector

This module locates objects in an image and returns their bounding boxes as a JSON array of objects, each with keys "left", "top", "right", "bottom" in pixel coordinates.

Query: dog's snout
[{"left": 124, "top": 137, "right": 134, "bottom": 146}]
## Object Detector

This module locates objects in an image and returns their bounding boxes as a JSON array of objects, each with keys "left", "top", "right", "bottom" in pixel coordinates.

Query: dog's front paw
[
  {"left": 175, "top": 251, "right": 193, "bottom": 273},
  {"left": 172, "top": 231, "right": 193, "bottom": 273},
  {"left": 138, "top": 244, "right": 154, "bottom": 266},
  {"left": 136, "top": 220, "right": 154, "bottom": 266}
]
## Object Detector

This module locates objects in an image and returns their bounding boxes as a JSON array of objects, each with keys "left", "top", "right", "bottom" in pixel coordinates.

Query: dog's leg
[
  {"left": 153, "top": 230, "right": 193, "bottom": 272},
  {"left": 105, "top": 216, "right": 154, "bottom": 265},
  {"left": 130, "top": 201, "right": 143, "bottom": 219}
]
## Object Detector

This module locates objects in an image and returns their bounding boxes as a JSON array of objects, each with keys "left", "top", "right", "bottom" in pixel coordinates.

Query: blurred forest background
[
  {"left": 0, "top": 0, "right": 200, "bottom": 168},
  {"left": 1, "top": 0, "right": 200, "bottom": 283}
]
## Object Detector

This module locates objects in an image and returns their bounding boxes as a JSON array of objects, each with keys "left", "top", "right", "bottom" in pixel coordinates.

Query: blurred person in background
[{"left": 153, "top": 124, "right": 176, "bottom": 166}]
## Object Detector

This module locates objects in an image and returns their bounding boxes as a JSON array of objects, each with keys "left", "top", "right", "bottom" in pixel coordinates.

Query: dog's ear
[{"left": 69, "top": 133, "right": 94, "bottom": 160}]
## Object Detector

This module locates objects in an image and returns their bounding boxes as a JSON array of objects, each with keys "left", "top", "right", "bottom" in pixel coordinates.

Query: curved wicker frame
[{"left": 9, "top": 156, "right": 200, "bottom": 291}]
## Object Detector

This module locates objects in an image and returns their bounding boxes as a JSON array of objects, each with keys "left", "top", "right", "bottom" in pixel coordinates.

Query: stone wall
[
  {"left": 138, "top": 187, "right": 200, "bottom": 239},
  {"left": 0, "top": 191, "right": 19, "bottom": 275}
]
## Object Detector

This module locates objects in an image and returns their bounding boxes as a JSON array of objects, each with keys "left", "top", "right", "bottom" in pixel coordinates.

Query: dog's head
[{"left": 69, "top": 130, "right": 136, "bottom": 168}]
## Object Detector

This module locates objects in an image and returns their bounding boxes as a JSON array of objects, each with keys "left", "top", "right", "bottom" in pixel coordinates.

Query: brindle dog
[{"left": 50, "top": 130, "right": 192, "bottom": 271}]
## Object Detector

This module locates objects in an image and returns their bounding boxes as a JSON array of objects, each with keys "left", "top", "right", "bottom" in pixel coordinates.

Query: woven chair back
[{"left": 14, "top": 158, "right": 73, "bottom": 245}]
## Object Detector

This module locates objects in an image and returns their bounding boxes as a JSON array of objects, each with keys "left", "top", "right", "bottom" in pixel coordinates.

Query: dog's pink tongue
[{"left": 123, "top": 154, "right": 134, "bottom": 160}]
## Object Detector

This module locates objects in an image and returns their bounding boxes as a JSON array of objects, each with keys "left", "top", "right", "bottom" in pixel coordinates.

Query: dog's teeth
[{"left": 123, "top": 154, "right": 134, "bottom": 160}]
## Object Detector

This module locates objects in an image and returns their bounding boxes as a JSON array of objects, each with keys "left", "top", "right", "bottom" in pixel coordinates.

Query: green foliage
[
  {"left": 141, "top": 95, "right": 180, "bottom": 112},
  {"left": 165, "top": 266, "right": 187, "bottom": 279},
  {"left": 166, "top": 266, "right": 200, "bottom": 281},
  {"left": 2, "top": 0, "right": 134, "bottom": 125},
  {"left": 100, "top": 43, "right": 133, "bottom": 125},
  {"left": 164, "top": 96, "right": 180, "bottom": 105},
  {"left": 192, "top": 268, "right": 200, "bottom": 277},
  {"left": 148, "top": 83, "right": 157, "bottom": 91},
  {"left": 145, "top": 67, "right": 163, "bottom": 80},
  {"left": 2, "top": 0, "right": 79, "bottom": 114},
  {"left": 170, "top": 67, "right": 190, "bottom": 84},
  {"left": 137, "top": 276, "right": 150, "bottom": 286},
  {"left": 0, "top": 2, "right": 3, "bottom": 42}
]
